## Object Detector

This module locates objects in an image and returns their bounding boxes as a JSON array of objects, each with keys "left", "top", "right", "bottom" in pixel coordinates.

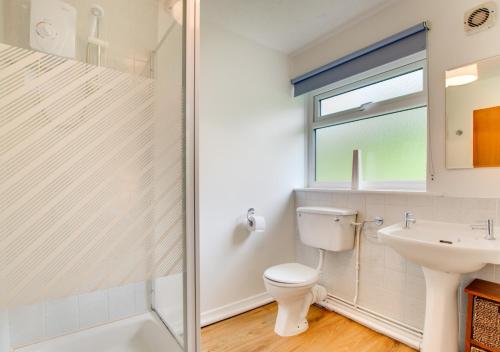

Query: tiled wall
[
  {"left": 2, "top": 281, "right": 151, "bottom": 349},
  {"left": 295, "top": 189, "right": 500, "bottom": 352}
]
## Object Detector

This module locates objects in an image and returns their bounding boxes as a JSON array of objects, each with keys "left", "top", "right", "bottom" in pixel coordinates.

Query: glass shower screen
[{"left": 0, "top": 0, "right": 191, "bottom": 350}]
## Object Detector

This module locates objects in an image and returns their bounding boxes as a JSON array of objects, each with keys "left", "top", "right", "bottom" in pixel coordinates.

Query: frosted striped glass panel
[{"left": 0, "top": 42, "right": 184, "bottom": 308}]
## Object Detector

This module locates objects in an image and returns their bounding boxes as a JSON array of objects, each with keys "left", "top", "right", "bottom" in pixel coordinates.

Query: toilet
[{"left": 263, "top": 206, "right": 357, "bottom": 336}]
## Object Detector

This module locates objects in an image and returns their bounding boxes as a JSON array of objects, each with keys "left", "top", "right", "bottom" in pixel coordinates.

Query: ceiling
[{"left": 202, "top": 0, "right": 396, "bottom": 54}]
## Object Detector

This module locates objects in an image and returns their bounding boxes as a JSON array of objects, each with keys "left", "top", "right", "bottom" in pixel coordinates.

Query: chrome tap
[
  {"left": 403, "top": 211, "right": 416, "bottom": 229},
  {"left": 471, "top": 219, "right": 495, "bottom": 240}
]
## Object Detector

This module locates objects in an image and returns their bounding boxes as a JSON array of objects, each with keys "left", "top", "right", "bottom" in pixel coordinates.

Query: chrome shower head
[
  {"left": 90, "top": 4, "right": 104, "bottom": 18},
  {"left": 89, "top": 4, "right": 104, "bottom": 38}
]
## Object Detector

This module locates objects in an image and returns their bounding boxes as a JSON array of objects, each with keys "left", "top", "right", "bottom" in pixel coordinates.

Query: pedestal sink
[{"left": 378, "top": 220, "right": 500, "bottom": 352}]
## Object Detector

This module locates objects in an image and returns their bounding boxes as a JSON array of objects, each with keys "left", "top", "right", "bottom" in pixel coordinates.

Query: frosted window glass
[
  {"left": 319, "top": 70, "right": 424, "bottom": 117},
  {"left": 315, "top": 107, "right": 427, "bottom": 183}
]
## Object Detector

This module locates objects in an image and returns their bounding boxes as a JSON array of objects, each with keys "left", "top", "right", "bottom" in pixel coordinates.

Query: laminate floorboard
[{"left": 201, "top": 303, "right": 418, "bottom": 352}]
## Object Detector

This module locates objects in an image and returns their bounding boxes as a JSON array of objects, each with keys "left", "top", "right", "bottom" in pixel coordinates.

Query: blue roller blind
[{"left": 291, "top": 23, "right": 429, "bottom": 97}]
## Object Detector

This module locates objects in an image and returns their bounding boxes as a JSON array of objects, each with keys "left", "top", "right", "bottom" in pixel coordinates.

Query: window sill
[{"left": 294, "top": 187, "right": 442, "bottom": 196}]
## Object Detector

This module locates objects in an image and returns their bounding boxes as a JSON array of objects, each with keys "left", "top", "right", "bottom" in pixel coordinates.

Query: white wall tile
[
  {"left": 407, "top": 261, "right": 424, "bottom": 277},
  {"left": 385, "top": 247, "right": 406, "bottom": 273},
  {"left": 365, "top": 194, "right": 384, "bottom": 205},
  {"left": 496, "top": 200, "right": 500, "bottom": 222},
  {"left": 495, "top": 265, "right": 500, "bottom": 282},
  {"left": 360, "top": 239, "right": 385, "bottom": 266},
  {"left": 474, "top": 264, "right": 495, "bottom": 281},
  {"left": 295, "top": 191, "right": 306, "bottom": 207},
  {"left": 434, "top": 196, "right": 463, "bottom": 210},
  {"left": 306, "top": 191, "right": 330, "bottom": 206},
  {"left": 383, "top": 205, "right": 407, "bottom": 225},
  {"left": 364, "top": 203, "right": 384, "bottom": 218},
  {"left": 321, "top": 269, "right": 355, "bottom": 300},
  {"left": 295, "top": 240, "right": 318, "bottom": 268},
  {"left": 379, "top": 290, "right": 405, "bottom": 321},
  {"left": 403, "top": 296, "right": 425, "bottom": 328},
  {"left": 357, "top": 285, "right": 385, "bottom": 311},
  {"left": 45, "top": 296, "right": 79, "bottom": 338},
  {"left": 407, "top": 195, "right": 435, "bottom": 207},
  {"left": 410, "top": 205, "right": 435, "bottom": 221},
  {"left": 359, "top": 264, "right": 385, "bottom": 289},
  {"left": 78, "top": 290, "right": 108, "bottom": 329},
  {"left": 9, "top": 303, "right": 44, "bottom": 347},
  {"left": 330, "top": 193, "right": 348, "bottom": 208},
  {"left": 458, "top": 285, "right": 470, "bottom": 325},
  {"left": 348, "top": 194, "right": 365, "bottom": 218},
  {"left": 108, "top": 284, "right": 136, "bottom": 320},
  {"left": 384, "top": 195, "right": 408, "bottom": 206},
  {"left": 360, "top": 286, "right": 405, "bottom": 322},
  {"left": 405, "top": 273, "right": 426, "bottom": 300},
  {"left": 460, "top": 205, "right": 497, "bottom": 225},
  {"left": 434, "top": 197, "right": 467, "bottom": 223},
  {"left": 384, "top": 268, "right": 406, "bottom": 292},
  {"left": 461, "top": 198, "right": 496, "bottom": 211},
  {"left": 134, "top": 282, "right": 151, "bottom": 314}
]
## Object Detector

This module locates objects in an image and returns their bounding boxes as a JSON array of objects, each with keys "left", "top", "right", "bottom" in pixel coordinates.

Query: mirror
[{"left": 446, "top": 56, "right": 500, "bottom": 169}]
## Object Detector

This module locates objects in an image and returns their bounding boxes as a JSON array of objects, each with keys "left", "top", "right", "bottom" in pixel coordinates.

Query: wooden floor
[{"left": 201, "top": 303, "right": 417, "bottom": 352}]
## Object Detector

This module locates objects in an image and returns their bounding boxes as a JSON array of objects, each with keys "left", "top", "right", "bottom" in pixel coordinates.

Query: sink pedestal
[{"left": 422, "top": 267, "right": 461, "bottom": 352}]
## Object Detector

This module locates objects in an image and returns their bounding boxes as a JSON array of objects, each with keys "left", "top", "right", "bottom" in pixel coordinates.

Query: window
[{"left": 309, "top": 60, "right": 427, "bottom": 190}]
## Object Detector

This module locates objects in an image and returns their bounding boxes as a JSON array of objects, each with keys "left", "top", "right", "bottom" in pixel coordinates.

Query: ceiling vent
[{"left": 464, "top": 2, "right": 497, "bottom": 34}]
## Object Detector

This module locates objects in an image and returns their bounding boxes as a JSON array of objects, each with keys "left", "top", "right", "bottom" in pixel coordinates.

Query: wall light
[{"left": 446, "top": 64, "right": 478, "bottom": 87}]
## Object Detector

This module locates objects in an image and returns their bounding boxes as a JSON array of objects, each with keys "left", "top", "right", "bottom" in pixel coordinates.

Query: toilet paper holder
[
  {"left": 246, "top": 208, "right": 266, "bottom": 232},
  {"left": 247, "top": 208, "right": 257, "bottom": 227}
]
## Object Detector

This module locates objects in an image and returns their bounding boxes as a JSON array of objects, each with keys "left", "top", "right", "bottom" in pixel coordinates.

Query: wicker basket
[
  {"left": 471, "top": 347, "right": 488, "bottom": 352},
  {"left": 472, "top": 297, "right": 500, "bottom": 350}
]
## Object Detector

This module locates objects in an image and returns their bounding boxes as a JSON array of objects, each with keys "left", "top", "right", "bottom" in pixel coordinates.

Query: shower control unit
[{"left": 30, "top": 0, "right": 77, "bottom": 58}]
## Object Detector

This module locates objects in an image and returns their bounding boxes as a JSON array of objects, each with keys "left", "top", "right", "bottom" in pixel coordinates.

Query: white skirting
[{"left": 201, "top": 292, "right": 274, "bottom": 327}]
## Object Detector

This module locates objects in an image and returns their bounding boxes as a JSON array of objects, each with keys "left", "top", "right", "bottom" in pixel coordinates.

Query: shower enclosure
[{"left": 0, "top": 0, "right": 198, "bottom": 351}]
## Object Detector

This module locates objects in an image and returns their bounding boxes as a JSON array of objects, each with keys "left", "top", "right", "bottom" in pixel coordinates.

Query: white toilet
[{"left": 263, "top": 206, "right": 357, "bottom": 336}]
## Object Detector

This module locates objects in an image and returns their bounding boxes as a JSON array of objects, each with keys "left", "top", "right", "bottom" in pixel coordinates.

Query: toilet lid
[{"left": 264, "top": 263, "right": 319, "bottom": 285}]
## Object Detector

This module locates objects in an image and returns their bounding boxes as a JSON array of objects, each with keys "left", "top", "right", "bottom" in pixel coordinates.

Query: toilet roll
[{"left": 249, "top": 215, "right": 266, "bottom": 232}]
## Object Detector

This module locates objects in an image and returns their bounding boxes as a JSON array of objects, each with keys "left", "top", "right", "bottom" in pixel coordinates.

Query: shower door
[{"left": 0, "top": 0, "right": 198, "bottom": 351}]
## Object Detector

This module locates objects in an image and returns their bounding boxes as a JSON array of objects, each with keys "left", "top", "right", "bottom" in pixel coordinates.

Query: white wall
[
  {"left": 0, "top": 310, "right": 9, "bottom": 352},
  {"left": 199, "top": 21, "right": 305, "bottom": 315},
  {"left": 290, "top": 0, "right": 500, "bottom": 198}
]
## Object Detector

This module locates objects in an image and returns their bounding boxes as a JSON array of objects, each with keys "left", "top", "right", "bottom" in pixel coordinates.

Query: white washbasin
[
  {"left": 378, "top": 219, "right": 500, "bottom": 352},
  {"left": 378, "top": 220, "right": 500, "bottom": 273}
]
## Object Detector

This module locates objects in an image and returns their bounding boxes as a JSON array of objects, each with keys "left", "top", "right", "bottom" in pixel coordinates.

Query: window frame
[{"left": 306, "top": 52, "right": 429, "bottom": 190}]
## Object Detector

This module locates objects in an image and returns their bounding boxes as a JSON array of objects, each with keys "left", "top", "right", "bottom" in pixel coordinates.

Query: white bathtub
[{"left": 14, "top": 313, "right": 182, "bottom": 352}]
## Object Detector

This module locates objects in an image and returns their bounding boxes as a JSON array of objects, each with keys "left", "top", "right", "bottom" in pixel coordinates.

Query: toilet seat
[{"left": 264, "top": 263, "right": 319, "bottom": 287}]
